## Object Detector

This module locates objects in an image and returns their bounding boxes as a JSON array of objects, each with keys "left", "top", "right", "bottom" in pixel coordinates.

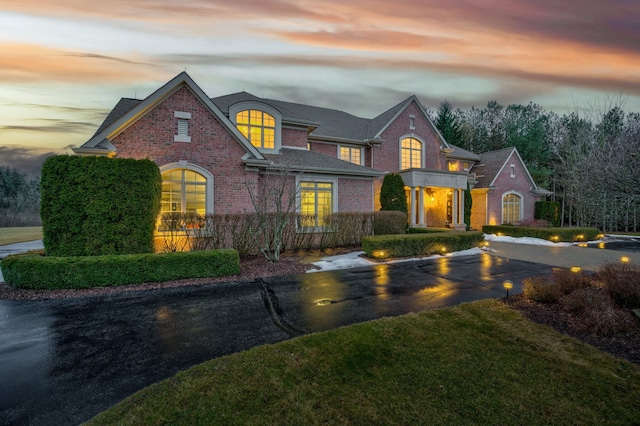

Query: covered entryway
[{"left": 399, "top": 169, "right": 469, "bottom": 230}]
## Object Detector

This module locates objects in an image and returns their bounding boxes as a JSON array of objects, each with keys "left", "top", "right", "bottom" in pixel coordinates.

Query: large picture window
[
  {"left": 401, "top": 137, "right": 422, "bottom": 169},
  {"left": 236, "top": 109, "right": 275, "bottom": 149},
  {"left": 300, "top": 181, "right": 333, "bottom": 227},
  {"left": 502, "top": 192, "right": 522, "bottom": 224},
  {"left": 161, "top": 169, "right": 207, "bottom": 216}
]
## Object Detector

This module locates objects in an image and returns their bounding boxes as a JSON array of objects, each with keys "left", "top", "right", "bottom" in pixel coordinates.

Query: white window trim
[
  {"left": 398, "top": 134, "right": 425, "bottom": 170},
  {"left": 510, "top": 164, "right": 516, "bottom": 177},
  {"left": 159, "top": 162, "right": 214, "bottom": 214},
  {"left": 409, "top": 114, "right": 416, "bottom": 130},
  {"left": 337, "top": 145, "right": 363, "bottom": 165},
  {"left": 501, "top": 190, "right": 523, "bottom": 224},
  {"left": 295, "top": 175, "right": 338, "bottom": 231},
  {"left": 229, "top": 101, "right": 282, "bottom": 153}
]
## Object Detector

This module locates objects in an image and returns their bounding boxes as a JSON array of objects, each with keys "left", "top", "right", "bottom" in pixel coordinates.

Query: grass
[
  {"left": 87, "top": 299, "right": 640, "bottom": 425},
  {"left": 0, "top": 226, "right": 42, "bottom": 246}
]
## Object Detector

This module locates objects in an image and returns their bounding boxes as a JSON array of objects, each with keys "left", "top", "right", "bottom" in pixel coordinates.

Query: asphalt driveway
[{"left": 0, "top": 253, "right": 554, "bottom": 426}]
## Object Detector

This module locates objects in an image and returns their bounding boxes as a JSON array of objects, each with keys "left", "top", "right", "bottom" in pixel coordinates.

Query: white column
[
  {"left": 418, "top": 187, "right": 425, "bottom": 227},
  {"left": 451, "top": 189, "right": 458, "bottom": 226},
  {"left": 410, "top": 187, "right": 417, "bottom": 226},
  {"left": 459, "top": 188, "right": 465, "bottom": 227}
]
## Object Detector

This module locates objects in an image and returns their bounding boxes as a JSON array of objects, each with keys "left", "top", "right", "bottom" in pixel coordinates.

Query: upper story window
[
  {"left": 339, "top": 146, "right": 362, "bottom": 165},
  {"left": 409, "top": 114, "right": 415, "bottom": 130},
  {"left": 447, "top": 160, "right": 458, "bottom": 171},
  {"left": 463, "top": 162, "right": 470, "bottom": 171},
  {"left": 510, "top": 164, "right": 516, "bottom": 177},
  {"left": 401, "top": 137, "right": 422, "bottom": 169},
  {"left": 236, "top": 110, "right": 275, "bottom": 149},
  {"left": 174, "top": 111, "right": 191, "bottom": 143}
]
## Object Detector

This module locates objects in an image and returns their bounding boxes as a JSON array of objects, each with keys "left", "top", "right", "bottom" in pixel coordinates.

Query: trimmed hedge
[
  {"left": 363, "top": 231, "right": 484, "bottom": 258},
  {"left": 0, "top": 249, "right": 239, "bottom": 290},
  {"left": 407, "top": 227, "right": 451, "bottom": 234},
  {"left": 373, "top": 210, "right": 407, "bottom": 235},
  {"left": 41, "top": 155, "right": 161, "bottom": 257},
  {"left": 482, "top": 225, "right": 601, "bottom": 242}
]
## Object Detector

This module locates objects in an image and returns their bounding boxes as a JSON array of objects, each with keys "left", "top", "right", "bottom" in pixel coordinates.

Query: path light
[
  {"left": 373, "top": 250, "right": 387, "bottom": 259},
  {"left": 621, "top": 256, "right": 630, "bottom": 263},
  {"left": 570, "top": 266, "right": 581, "bottom": 273},
  {"left": 550, "top": 235, "right": 559, "bottom": 242},
  {"left": 503, "top": 280, "right": 513, "bottom": 298},
  {"left": 576, "top": 234, "right": 584, "bottom": 241},
  {"left": 597, "top": 233, "right": 605, "bottom": 239},
  {"left": 441, "top": 246, "right": 447, "bottom": 254}
]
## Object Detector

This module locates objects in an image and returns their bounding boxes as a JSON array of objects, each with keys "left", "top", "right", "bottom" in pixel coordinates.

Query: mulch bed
[{"left": 504, "top": 294, "right": 640, "bottom": 366}]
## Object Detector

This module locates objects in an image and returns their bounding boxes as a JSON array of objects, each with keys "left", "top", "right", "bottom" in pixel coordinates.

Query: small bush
[
  {"left": 522, "top": 276, "right": 562, "bottom": 303},
  {"left": 553, "top": 269, "right": 591, "bottom": 295},
  {"left": 0, "top": 249, "right": 240, "bottom": 289},
  {"left": 362, "top": 231, "right": 484, "bottom": 258},
  {"left": 373, "top": 211, "right": 407, "bottom": 235},
  {"left": 598, "top": 263, "right": 640, "bottom": 309},
  {"left": 563, "top": 287, "right": 611, "bottom": 313},
  {"left": 482, "top": 225, "right": 600, "bottom": 242},
  {"left": 582, "top": 305, "right": 634, "bottom": 337}
]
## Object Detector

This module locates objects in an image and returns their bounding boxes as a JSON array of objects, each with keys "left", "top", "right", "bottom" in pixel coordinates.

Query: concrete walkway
[{"left": 487, "top": 241, "right": 640, "bottom": 272}]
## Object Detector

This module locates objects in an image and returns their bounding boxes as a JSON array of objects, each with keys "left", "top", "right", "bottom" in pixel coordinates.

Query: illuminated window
[
  {"left": 401, "top": 137, "right": 422, "bottom": 169},
  {"left": 300, "top": 181, "right": 333, "bottom": 227},
  {"left": 502, "top": 193, "right": 522, "bottom": 224},
  {"left": 463, "top": 162, "right": 470, "bottom": 171},
  {"left": 161, "top": 169, "right": 207, "bottom": 216},
  {"left": 339, "top": 146, "right": 362, "bottom": 165},
  {"left": 236, "top": 109, "right": 275, "bottom": 149},
  {"left": 448, "top": 160, "right": 458, "bottom": 171}
]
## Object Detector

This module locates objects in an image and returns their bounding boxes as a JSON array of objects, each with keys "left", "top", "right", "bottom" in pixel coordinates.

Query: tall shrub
[
  {"left": 535, "top": 201, "right": 561, "bottom": 227},
  {"left": 464, "top": 182, "right": 472, "bottom": 230},
  {"left": 379, "top": 174, "right": 408, "bottom": 213},
  {"left": 41, "top": 156, "right": 161, "bottom": 256}
]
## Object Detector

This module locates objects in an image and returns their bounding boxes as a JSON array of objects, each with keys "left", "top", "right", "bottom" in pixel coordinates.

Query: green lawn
[
  {"left": 87, "top": 299, "right": 640, "bottom": 425},
  {"left": 0, "top": 227, "right": 42, "bottom": 246}
]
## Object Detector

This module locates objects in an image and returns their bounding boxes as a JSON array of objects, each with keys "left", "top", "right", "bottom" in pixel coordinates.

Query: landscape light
[
  {"left": 373, "top": 250, "right": 387, "bottom": 259},
  {"left": 621, "top": 256, "right": 630, "bottom": 263},
  {"left": 570, "top": 266, "right": 581, "bottom": 273},
  {"left": 576, "top": 234, "right": 584, "bottom": 241},
  {"left": 550, "top": 235, "right": 559, "bottom": 242},
  {"left": 503, "top": 280, "right": 513, "bottom": 298}
]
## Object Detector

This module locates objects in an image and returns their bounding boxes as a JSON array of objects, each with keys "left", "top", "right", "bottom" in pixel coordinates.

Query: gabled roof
[
  {"left": 263, "top": 148, "right": 383, "bottom": 177},
  {"left": 471, "top": 147, "right": 541, "bottom": 191},
  {"left": 75, "top": 72, "right": 264, "bottom": 160},
  {"left": 367, "top": 95, "right": 451, "bottom": 149}
]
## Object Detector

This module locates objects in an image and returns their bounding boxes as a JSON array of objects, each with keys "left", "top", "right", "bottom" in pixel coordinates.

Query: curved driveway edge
[{"left": 0, "top": 253, "right": 554, "bottom": 425}]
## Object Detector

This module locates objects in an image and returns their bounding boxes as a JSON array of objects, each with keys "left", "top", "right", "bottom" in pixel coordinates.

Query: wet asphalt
[{"left": 0, "top": 253, "right": 556, "bottom": 426}]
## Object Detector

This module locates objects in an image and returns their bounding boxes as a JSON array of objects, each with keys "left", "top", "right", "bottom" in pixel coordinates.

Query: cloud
[
  {"left": 0, "top": 119, "right": 97, "bottom": 134},
  {"left": 0, "top": 42, "right": 164, "bottom": 84},
  {"left": 3, "top": 103, "right": 110, "bottom": 121}
]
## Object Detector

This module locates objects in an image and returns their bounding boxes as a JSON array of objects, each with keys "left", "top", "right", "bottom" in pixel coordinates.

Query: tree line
[
  {"left": 0, "top": 166, "right": 41, "bottom": 227},
  {"left": 432, "top": 98, "right": 640, "bottom": 232}
]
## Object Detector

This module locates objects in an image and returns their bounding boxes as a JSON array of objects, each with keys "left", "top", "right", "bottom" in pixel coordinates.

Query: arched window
[
  {"left": 400, "top": 137, "right": 422, "bottom": 169},
  {"left": 161, "top": 169, "right": 207, "bottom": 216},
  {"left": 236, "top": 109, "right": 276, "bottom": 149},
  {"left": 502, "top": 192, "right": 522, "bottom": 224}
]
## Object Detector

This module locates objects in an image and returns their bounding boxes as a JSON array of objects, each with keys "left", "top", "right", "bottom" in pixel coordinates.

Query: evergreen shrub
[
  {"left": 379, "top": 174, "right": 408, "bottom": 213},
  {"left": 362, "top": 231, "right": 484, "bottom": 258},
  {"left": 534, "top": 201, "right": 561, "bottom": 227},
  {"left": 0, "top": 249, "right": 239, "bottom": 289},
  {"left": 41, "top": 156, "right": 161, "bottom": 256}
]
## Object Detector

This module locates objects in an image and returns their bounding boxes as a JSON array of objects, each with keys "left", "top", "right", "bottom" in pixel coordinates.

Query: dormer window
[
  {"left": 236, "top": 110, "right": 275, "bottom": 149},
  {"left": 174, "top": 111, "right": 191, "bottom": 142}
]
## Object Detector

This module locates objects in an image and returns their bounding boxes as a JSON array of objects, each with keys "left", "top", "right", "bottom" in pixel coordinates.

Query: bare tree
[{"left": 246, "top": 166, "right": 300, "bottom": 262}]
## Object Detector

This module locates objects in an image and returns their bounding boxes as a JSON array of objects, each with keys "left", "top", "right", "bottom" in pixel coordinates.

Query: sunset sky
[{"left": 1, "top": 0, "right": 639, "bottom": 171}]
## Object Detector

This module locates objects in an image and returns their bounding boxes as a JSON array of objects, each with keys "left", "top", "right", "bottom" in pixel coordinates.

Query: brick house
[{"left": 74, "top": 72, "right": 549, "bottom": 231}]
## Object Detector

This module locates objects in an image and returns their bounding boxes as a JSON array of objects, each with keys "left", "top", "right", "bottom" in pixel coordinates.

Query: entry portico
[{"left": 399, "top": 169, "right": 469, "bottom": 230}]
